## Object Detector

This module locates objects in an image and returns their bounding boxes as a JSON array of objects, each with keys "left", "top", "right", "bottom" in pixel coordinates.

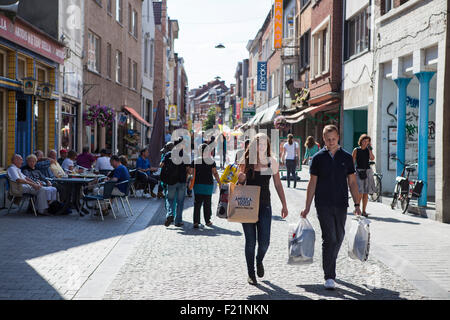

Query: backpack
[{"left": 160, "top": 152, "right": 179, "bottom": 185}]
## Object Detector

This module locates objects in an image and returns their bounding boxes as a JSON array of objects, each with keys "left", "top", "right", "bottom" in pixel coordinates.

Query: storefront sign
[
  {"left": 257, "top": 62, "right": 267, "bottom": 91},
  {"left": 168, "top": 105, "right": 177, "bottom": 120},
  {"left": 0, "top": 16, "right": 65, "bottom": 64},
  {"left": 274, "top": 0, "right": 283, "bottom": 49}
]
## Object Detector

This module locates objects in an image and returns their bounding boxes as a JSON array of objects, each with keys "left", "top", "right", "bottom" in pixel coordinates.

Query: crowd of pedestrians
[{"left": 156, "top": 126, "right": 376, "bottom": 290}]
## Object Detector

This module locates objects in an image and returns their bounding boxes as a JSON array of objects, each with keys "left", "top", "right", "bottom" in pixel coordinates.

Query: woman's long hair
[
  {"left": 243, "top": 133, "right": 271, "bottom": 178},
  {"left": 305, "top": 136, "right": 316, "bottom": 149},
  {"left": 288, "top": 133, "right": 294, "bottom": 145}
]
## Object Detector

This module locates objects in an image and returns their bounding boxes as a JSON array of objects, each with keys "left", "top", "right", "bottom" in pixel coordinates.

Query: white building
[{"left": 372, "top": 0, "right": 448, "bottom": 222}]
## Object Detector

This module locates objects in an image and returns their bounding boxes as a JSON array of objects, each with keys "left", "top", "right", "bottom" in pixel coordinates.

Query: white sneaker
[
  {"left": 324, "top": 279, "right": 336, "bottom": 290},
  {"left": 144, "top": 193, "right": 151, "bottom": 198}
]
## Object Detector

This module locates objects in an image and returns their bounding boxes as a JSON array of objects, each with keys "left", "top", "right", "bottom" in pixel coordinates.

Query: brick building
[{"left": 83, "top": 0, "right": 144, "bottom": 156}]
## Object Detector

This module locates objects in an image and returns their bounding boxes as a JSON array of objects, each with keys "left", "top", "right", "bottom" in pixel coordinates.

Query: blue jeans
[
  {"left": 166, "top": 182, "right": 186, "bottom": 224},
  {"left": 242, "top": 204, "right": 272, "bottom": 277}
]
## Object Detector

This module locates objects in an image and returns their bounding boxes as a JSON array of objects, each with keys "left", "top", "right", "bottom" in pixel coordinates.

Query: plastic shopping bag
[
  {"left": 288, "top": 218, "right": 315, "bottom": 265},
  {"left": 216, "top": 184, "right": 229, "bottom": 219},
  {"left": 220, "top": 164, "right": 239, "bottom": 184},
  {"left": 348, "top": 216, "right": 371, "bottom": 262}
]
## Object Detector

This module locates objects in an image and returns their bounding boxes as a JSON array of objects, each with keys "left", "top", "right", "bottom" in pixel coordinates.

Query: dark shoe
[
  {"left": 247, "top": 275, "right": 258, "bottom": 286},
  {"left": 362, "top": 212, "right": 369, "bottom": 218},
  {"left": 164, "top": 215, "right": 174, "bottom": 227},
  {"left": 193, "top": 223, "right": 199, "bottom": 229},
  {"left": 175, "top": 222, "right": 184, "bottom": 227},
  {"left": 157, "top": 192, "right": 164, "bottom": 199},
  {"left": 256, "top": 263, "right": 264, "bottom": 278},
  {"left": 206, "top": 221, "right": 213, "bottom": 227}
]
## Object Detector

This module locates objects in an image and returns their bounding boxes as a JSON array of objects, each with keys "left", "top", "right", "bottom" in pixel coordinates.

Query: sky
[{"left": 167, "top": 0, "right": 273, "bottom": 90}]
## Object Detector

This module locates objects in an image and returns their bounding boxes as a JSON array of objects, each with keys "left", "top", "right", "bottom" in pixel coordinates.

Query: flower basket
[
  {"left": 274, "top": 115, "right": 290, "bottom": 131},
  {"left": 83, "top": 105, "right": 115, "bottom": 127}
]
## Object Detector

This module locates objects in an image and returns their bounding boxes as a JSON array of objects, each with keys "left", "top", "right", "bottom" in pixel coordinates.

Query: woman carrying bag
[
  {"left": 237, "top": 133, "right": 288, "bottom": 285},
  {"left": 352, "top": 134, "right": 376, "bottom": 217}
]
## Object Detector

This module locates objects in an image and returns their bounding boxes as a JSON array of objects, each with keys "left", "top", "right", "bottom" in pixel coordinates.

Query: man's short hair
[
  {"left": 323, "top": 125, "right": 339, "bottom": 136},
  {"left": 34, "top": 150, "right": 44, "bottom": 158},
  {"left": 11, "top": 154, "right": 21, "bottom": 163},
  {"left": 82, "top": 146, "right": 90, "bottom": 153},
  {"left": 100, "top": 149, "right": 107, "bottom": 155},
  {"left": 110, "top": 155, "right": 120, "bottom": 162},
  {"left": 48, "top": 149, "right": 57, "bottom": 157},
  {"left": 140, "top": 148, "right": 148, "bottom": 155}
]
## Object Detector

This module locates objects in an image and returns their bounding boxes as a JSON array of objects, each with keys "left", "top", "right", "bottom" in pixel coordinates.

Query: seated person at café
[
  {"left": 47, "top": 149, "right": 67, "bottom": 178},
  {"left": 136, "top": 148, "right": 161, "bottom": 198},
  {"left": 34, "top": 150, "right": 56, "bottom": 179},
  {"left": 94, "top": 149, "right": 113, "bottom": 173},
  {"left": 97, "top": 155, "right": 130, "bottom": 196},
  {"left": 62, "top": 150, "right": 78, "bottom": 173},
  {"left": 7, "top": 154, "right": 53, "bottom": 215},
  {"left": 76, "top": 147, "right": 96, "bottom": 170},
  {"left": 58, "top": 149, "right": 68, "bottom": 165},
  {"left": 22, "top": 154, "right": 58, "bottom": 204}
]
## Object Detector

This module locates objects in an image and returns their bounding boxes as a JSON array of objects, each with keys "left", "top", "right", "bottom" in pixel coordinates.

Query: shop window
[
  {"left": 0, "top": 50, "right": 7, "bottom": 77},
  {"left": 61, "top": 104, "right": 77, "bottom": 151},
  {"left": 0, "top": 91, "right": 4, "bottom": 168},
  {"left": 17, "top": 58, "right": 26, "bottom": 81}
]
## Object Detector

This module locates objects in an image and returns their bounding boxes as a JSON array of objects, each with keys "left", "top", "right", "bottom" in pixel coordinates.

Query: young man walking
[{"left": 300, "top": 125, "right": 361, "bottom": 290}]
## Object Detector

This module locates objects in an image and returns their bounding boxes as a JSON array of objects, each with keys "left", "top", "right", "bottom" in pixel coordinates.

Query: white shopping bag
[
  {"left": 348, "top": 216, "right": 371, "bottom": 262},
  {"left": 288, "top": 218, "right": 315, "bottom": 265}
]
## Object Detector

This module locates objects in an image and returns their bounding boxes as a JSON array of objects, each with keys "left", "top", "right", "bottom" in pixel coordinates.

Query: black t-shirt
[
  {"left": 310, "top": 147, "right": 355, "bottom": 208},
  {"left": 356, "top": 147, "right": 370, "bottom": 169},
  {"left": 190, "top": 158, "right": 216, "bottom": 185},
  {"left": 163, "top": 151, "right": 188, "bottom": 183}
]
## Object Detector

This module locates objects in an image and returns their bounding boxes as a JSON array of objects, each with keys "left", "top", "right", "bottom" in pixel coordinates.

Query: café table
[{"left": 49, "top": 175, "right": 106, "bottom": 215}]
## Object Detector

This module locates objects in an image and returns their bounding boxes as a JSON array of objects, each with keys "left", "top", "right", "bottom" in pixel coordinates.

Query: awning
[
  {"left": 285, "top": 100, "right": 339, "bottom": 124},
  {"left": 248, "top": 110, "right": 266, "bottom": 127},
  {"left": 123, "top": 106, "right": 151, "bottom": 127},
  {"left": 260, "top": 103, "right": 279, "bottom": 126}
]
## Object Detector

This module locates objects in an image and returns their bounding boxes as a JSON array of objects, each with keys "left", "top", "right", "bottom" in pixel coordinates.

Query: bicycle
[
  {"left": 390, "top": 157, "right": 424, "bottom": 214},
  {"left": 369, "top": 161, "right": 383, "bottom": 202}
]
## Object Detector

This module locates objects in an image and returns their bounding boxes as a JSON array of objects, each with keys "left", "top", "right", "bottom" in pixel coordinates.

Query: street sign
[{"left": 257, "top": 62, "right": 267, "bottom": 91}]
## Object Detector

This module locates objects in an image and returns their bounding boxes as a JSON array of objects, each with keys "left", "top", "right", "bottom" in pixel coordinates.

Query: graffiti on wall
[{"left": 385, "top": 96, "right": 436, "bottom": 170}]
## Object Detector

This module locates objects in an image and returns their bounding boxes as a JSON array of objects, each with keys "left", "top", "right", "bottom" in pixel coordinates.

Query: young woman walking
[
  {"left": 189, "top": 143, "right": 222, "bottom": 228},
  {"left": 281, "top": 134, "right": 300, "bottom": 188},
  {"left": 237, "top": 133, "right": 288, "bottom": 285},
  {"left": 352, "top": 134, "right": 376, "bottom": 217},
  {"left": 303, "top": 136, "right": 320, "bottom": 167}
]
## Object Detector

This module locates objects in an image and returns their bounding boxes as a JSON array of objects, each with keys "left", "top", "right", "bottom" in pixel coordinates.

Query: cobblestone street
[{"left": 102, "top": 177, "right": 427, "bottom": 300}]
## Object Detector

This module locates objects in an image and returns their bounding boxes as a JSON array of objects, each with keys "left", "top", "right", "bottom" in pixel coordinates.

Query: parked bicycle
[
  {"left": 390, "top": 157, "right": 424, "bottom": 214},
  {"left": 369, "top": 161, "right": 383, "bottom": 202}
]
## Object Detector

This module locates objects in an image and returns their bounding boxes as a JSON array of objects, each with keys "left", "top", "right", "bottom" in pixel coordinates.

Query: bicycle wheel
[
  {"left": 401, "top": 197, "right": 410, "bottom": 214},
  {"left": 391, "top": 183, "right": 399, "bottom": 209},
  {"left": 370, "top": 176, "right": 382, "bottom": 202}
]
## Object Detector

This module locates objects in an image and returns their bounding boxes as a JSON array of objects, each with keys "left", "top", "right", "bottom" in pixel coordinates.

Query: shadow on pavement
[
  {"left": 347, "top": 213, "right": 421, "bottom": 225},
  {"left": 175, "top": 223, "right": 242, "bottom": 237},
  {"left": 297, "top": 279, "right": 408, "bottom": 300},
  {"left": 248, "top": 280, "right": 311, "bottom": 300},
  {"left": 0, "top": 198, "right": 161, "bottom": 300}
]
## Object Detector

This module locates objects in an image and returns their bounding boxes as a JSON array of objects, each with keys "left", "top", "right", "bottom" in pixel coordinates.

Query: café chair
[
  {"left": 6, "top": 176, "right": 38, "bottom": 216},
  {"left": 79, "top": 180, "right": 117, "bottom": 221}
]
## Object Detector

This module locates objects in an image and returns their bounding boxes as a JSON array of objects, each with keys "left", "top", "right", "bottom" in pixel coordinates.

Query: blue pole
[
  {"left": 394, "top": 78, "right": 412, "bottom": 177},
  {"left": 415, "top": 71, "right": 435, "bottom": 207}
]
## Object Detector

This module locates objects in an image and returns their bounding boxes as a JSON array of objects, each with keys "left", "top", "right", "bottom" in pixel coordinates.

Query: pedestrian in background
[
  {"left": 189, "top": 143, "right": 222, "bottom": 228},
  {"left": 76, "top": 146, "right": 96, "bottom": 170},
  {"left": 281, "top": 134, "right": 300, "bottom": 188},
  {"left": 237, "top": 133, "right": 288, "bottom": 286},
  {"left": 352, "top": 134, "right": 376, "bottom": 217},
  {"left": 300, "top": 125, "right": 361, "bottom": 290},
  {"left": 303, "top": 136, "right": 320, "bottom": 166},
  {"left": 162, "top": 138, "right": 189, "bottom": 228}
]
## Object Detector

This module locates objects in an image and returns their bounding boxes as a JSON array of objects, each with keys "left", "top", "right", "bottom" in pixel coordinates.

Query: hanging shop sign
[
  {"left": 168, "top": 104, "right": 177, "bottom": 121},
  {"left": 22, "top": 77, "right": 37, "bottom": 95},
  {"left": 39, "top": 83, "right": 53, "bottom": 99},
  {"left": 257, "top": 61, "right": 267, "bottom": 91},
  {"left": 274, "top": 0, "right": 283, "bottom": 49}
]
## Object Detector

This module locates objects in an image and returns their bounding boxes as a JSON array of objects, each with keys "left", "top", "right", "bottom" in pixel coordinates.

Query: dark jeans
[
  {"left": 286, "top": 159, "right": 297, "bottom": 188},
  {"left": 242, "top": 204, "right": 272, "bottom": 277},
  {"left": 316, "top": 206, "right": 347, "bottom": 280},
  {"left": 193, "top": 193, "right": 212, "bottom": 224},
  {"left": 137, "top": 171, "right": 162, "bottom": 193}
]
